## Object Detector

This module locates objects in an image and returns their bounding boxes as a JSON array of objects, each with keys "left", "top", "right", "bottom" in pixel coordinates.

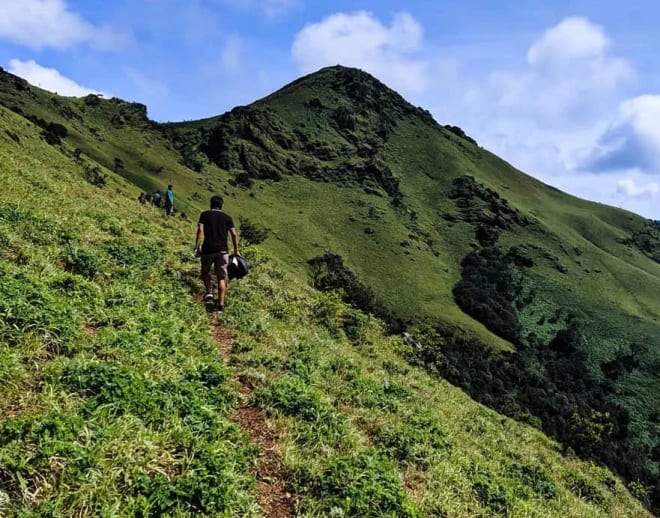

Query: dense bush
[
  {"left": 453, "top": 246, "right": 526, "bottom": 343},
  {"left": 83, "top": 165, "right": 107, "bottom": 187},
  {"left": 302, "top": 453, "right": 417, "bottom": 517},
  {"left": 308, "top": 252, "right": 402, "bottom": 331},
  {"left": 623, "top": 221, "right": 660, "bottom": 263},
  {"left": 407, "top": 321, "right": 657, "bottom": 509},
  {"left": 239, "top": 217, "right": 269, "bottom": 246}
]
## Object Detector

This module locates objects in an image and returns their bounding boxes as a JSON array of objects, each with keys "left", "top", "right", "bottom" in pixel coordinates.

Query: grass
[
  {"left": 0, "top": 106, "right": 259, "bottom": 516},
  {"left": 219, "top": 248, "right": 650, "bottom": 517},
  {"left": 0, "top": 65, "right": 658, "bottom": 515}
]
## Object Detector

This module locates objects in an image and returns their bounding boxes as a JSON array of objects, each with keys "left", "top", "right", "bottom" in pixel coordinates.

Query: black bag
[{"left": 227, "top": 254, "right": 249, "bottom": 280}]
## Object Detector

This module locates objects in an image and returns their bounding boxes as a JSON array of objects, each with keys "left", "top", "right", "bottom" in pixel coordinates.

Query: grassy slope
[
  {"left": 0, "top": 104, "right": 651, "bottom": 516},
  {"left": 0, "top": 106, "right": 258, "bottom": 515}
]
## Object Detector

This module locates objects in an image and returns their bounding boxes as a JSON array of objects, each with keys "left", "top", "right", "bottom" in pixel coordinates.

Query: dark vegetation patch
[
  {"left": 444, "top": 172, "right": 660, "bottom": 512},
  {"left": 297, "top": 453, "right": 417, "bottom": 517},
  {"left": 239, "top": 217, "right": 269, "bottom": 246},
  {"left": 83, "top": 164, "right": 107, "bottom": 187},
  {"left": 408, "top": 322, "right": 659, "bottom": 510},
  {"left": 373, "top": 413, "right": 451, "bottom": 467},
  {"left": 308, "top": 252, "right": 402, "bottom": 331},
  {"left": 63, "top": 245, "right": 102, "bottom": 279},
  {"left": 453, "top": 246, "right": 531, "bottom": 343},
  {"left": 443, "top": 125, "right": 477, "bottom": 145},
  {"left": 622, "top": 221, "right": 660, "bottom": 263},
  {"left": 4, "top": 129, "right": 20, "bottom": 143},
  {"left": 161, "top": 67, "right": 437, "bottom": 204},
  {"left": 449, "top": 175, "right": 531, "bottom": 245}
]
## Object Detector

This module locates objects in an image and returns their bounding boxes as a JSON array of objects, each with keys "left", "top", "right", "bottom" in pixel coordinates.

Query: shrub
[
  {"left": 304, "top": 453, "right": 417, "bottom": 517},
  {"left": 507, "top": 463, "right": 558, "bottom": 499},
  {"left": 565, "top": 473, "right": 605, "bottom": 505},
  {"left": 453, "top": 246, "right": 524, "bottom": 344},
  {"left": 104, "top": 238, "right": 162, "bottom": 270},
  {"left": 84, "top": 165, "right": 107, "bottom": 187},
  {"left": 239, "top": 217, "right": 269, "bottom": 246},
  {"left": 374, "top": 414, "right": 450, "bottom": 466},
  {"left": 308, "top": 253, "right": 386, "bottom": 322},
  {"left": 470, "top": 466, "right": 513, "bottom": 515},
  {"left": 252, "top": 375, "right": 326, "bottom": 422},
  {"left": 41, "top": 122, "right": 68, "bottom": 145},
  {"left": 63, "top": 245, "right": 101, "bottom": 279}
]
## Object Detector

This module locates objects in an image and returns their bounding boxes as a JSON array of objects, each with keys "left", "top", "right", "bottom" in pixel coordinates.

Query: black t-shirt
[{"left": 198, "top": 210, "right": 235, "bottom": 254}]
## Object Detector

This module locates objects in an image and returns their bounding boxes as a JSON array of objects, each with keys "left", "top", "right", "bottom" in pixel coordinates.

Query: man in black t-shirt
[{"left": 194, "top": 196, "right": 239, "bottom": 310}]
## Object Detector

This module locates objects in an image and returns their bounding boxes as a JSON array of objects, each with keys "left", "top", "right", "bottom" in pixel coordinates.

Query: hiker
[
  {"left": 152, "top": 191, "right": 162, "bottom": 207},
  {"left": 138, "top": 192, "right": 147, "bottom": 204},
  {"left": 164, "top": 185, "right": 174, "bottom": 216},
  {"left": 194, "top": 195, "right": 239, "bottom": 311}
]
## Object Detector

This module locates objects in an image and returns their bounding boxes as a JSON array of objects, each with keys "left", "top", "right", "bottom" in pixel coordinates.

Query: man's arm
[
  {"left": 194, "top": 223, "right": 204, "bottom": 255},
  {"left": 230, "top": 228, "right": 239, "bottom": 256}
]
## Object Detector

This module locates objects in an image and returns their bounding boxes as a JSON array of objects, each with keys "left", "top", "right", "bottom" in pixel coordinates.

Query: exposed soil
[{"left": 209, "top": 312, "right": 295, "bottom": 517}]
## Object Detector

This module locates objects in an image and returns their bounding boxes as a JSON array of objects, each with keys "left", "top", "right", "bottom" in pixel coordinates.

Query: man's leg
[
  {"left": 218, "top": 278, "right": 227, "bottom": 306},
  {"left": 215, "top": 253, "right": 229, "bottom": 307},
  {"left": 200, "top": 255, "right": 213, "bottom": 298}
]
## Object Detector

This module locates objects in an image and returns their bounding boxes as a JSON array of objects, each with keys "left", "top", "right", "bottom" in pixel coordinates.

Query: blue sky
[{"left": 1, "top": 0, "right": 659, "bottom": 218}]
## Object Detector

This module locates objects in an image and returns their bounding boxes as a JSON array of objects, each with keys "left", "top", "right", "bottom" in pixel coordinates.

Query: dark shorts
[{"left": 201, "top": 252, "right": 229, "bottom": 280}]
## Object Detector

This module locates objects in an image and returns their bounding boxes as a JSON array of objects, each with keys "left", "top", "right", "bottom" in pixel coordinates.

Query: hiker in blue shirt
[{"left": 164, "top": 185, "right": 174, "bottom": 216}]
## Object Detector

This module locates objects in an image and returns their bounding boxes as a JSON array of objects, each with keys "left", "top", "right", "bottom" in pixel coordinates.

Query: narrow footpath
[{"left": 210, "top": 315, "right": 296, "bottom": 517}]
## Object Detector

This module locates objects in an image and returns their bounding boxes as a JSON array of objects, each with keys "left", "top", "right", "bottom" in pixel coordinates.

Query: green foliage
[
  {"left": 453, "top": 246, "right": 525, "bottom": 343},
  {"left": 308, "top": 252, "right": 400, "bottom": 330},
  {"left": 470, "top": 466, "right": 514, "bottom": 515},
  {"left": 63, "top": 245, "right": 101, "bottom": 279},
  {"left": 565, "top": 473, "right": 605, "bottom": 506},
  {"left": 253, "top": 374, "right": 326, "bottom": 421},
  {"left": 507, "top": 463, "right": 559, "bottom": 499},
  {"left": 240, "top": 217, "right": 269, "bottom": 246},
  {"left": 301, "top": 453, "right": 417, "bottom": 517},
  {"left": 623, "top": 221, "right": 660, "bottom": 263},
  {"left": 0, "top": 65, "right": 654, "bottom": 517},
  {"left": 104, "top": 238, "right": 163, "bottom": 270},
  {"left": 374, "top": 413, "right": 451, "bottom": 466},
  {"left": 83, "top": 164, "right": 107, "bottom": 187}
]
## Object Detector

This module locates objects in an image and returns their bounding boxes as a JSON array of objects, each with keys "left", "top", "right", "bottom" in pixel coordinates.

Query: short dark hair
[
  {"left": 168, "top": 185, "right": 173, "bottom": 190},
  {"left": 210, "top": 195, "right": 223, "bottom": 209}
]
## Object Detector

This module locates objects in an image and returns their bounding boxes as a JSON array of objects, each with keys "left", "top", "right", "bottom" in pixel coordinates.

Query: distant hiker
[
  {"left": 138, "top": 192, "right": 147, "bottom": 204},
  {"left": 164, "top": 185, "right": 174, "bottom": 216},
  {"left": 194, "top": 195, "right": 239, "bottom": 311},
  {"left": 153, "top": 191, "right": 162, "bottom": 208}
]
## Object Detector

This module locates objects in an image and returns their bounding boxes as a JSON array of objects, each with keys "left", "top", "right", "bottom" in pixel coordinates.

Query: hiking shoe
[
  {"left": 203, "top": 291, "right": 214, "bottom": 302},
  {"left": 217, "top": 304, "right": 225, "bottom": 313}
]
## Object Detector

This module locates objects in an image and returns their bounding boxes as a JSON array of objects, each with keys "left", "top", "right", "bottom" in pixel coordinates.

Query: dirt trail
[{"left": 210, "top": 319, "right": 296, "bottom": 518}]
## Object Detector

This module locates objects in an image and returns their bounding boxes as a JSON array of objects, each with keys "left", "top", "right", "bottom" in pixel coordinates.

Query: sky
[{"left": 1, "top": 0, "right": 659, "bottom": 218}]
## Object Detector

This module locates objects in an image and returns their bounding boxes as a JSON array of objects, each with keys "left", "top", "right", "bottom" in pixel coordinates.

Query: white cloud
[
  {"left": 617, "top": 177, "right": 660, "bottom": 199},
  {"left": 586, "top": 95, "right": 660, "bottom": 174},
  {"left": 291, "top": 11, "right": 428, "bottom": 94},
  {"left": 425, "top": 17, "right": 636, "bottom": 186},
  {"left": 527, "top": 17, "right": 608, "bottom": 66},
  {"left": 8, "top": 59, "right": 105, "bottom": 97},
  {"left": 0, "top": 0, "right": 125, "bottom": 50}
]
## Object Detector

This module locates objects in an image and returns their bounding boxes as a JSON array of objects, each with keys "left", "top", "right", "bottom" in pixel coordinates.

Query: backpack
[{"left": 227, "top": 254, "right": 249, "bottom": 280}]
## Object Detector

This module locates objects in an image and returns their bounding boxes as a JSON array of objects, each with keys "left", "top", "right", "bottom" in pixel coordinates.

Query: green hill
[{"left": 0, "top": 64, "right": 658, "bottom": 514}]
